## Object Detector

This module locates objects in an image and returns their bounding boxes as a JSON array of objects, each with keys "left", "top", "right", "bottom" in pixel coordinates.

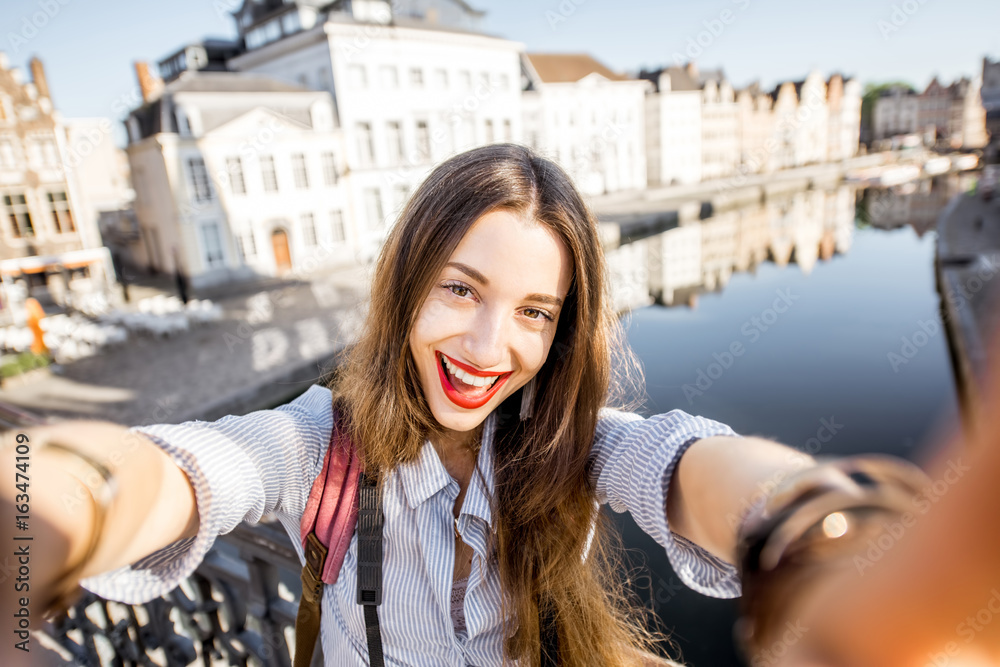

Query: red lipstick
[{"left": 436, "top": 352, "right": 512, "bottom": 409}]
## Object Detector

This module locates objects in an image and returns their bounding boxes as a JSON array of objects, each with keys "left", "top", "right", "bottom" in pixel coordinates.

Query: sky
[{"left": 1, "top": 0, "right": 998, "bottom": 133}]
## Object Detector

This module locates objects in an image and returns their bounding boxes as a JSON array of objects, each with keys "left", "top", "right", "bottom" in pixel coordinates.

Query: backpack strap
[{"left": 295, "top": 410, "right": 365, "bottom": 667}]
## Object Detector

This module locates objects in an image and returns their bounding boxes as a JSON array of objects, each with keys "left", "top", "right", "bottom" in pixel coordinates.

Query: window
[
  {"left": 226, "top": 157, "right": 246, "bottom": 195},
  {"left": 380, "top": 65, "right": 398, "bottom": 89},
  {"left": 282, "top": 11, "right": 301, "bottom": 35},
  {"left": 363, "top": 187, "right": 384, "bottom": 230},
  {"left": 393, "top": 184, "right": 410, "bottom": 212},
  {"left": 321, "top": 152, "right": 338, "bottom": 186},
  {"left": 503, "top": 119, "right": 512, "bottom": 142},
  {"left": 356, "top": 122, "right": 374, "bottom": 167},
  {"left": 484, "top": 119, "right": 494, "bottom": 144},
  {"left": 237, "top": 230, "right": 257, "bottom": 260},
  {"left": 292, "top": 153, "right": 309, "bottom": 189},
  {"left": 26, "top": 141, "right": 42, "bottom": 166},
  {"left": 329, "top": 210, "right": 345, "bottom": 243},
  {"left": 435, "top": 68, "right": 448, "bottom": 88},
  {"left": 459, "top": 70, "right": 471, "bottom": 89},
  {"left": 301, "top": 212, "right": 317, "bottom": 246},
  {"left": 3, "top": 193, "right": 33, "bottom": 238},
  {"left": 499, "top": 73, "right": 510, "bottom": 90},
  {"left": 187, "top": 157, "right": 213, "bottom": 202},
  {"left": 41, "top": 138, "right": 58, "bottom": 166},
  {"left": 47, "top": 191, "right": 74, "bottom": 233},
  {"left": 200, "top": 222, "right": 225, "bottom": 269},
  {"left": 415, "top": 121, "right": 430, "bottom": 161},
  {"left": 260, "top": 155, "right": 278, "bottom": 192},
  {"left": 386, "top": 121, "right": 403, "bottom": 164},
  {"left": 0, "top": 139, "right": 15, "bottom": 168},
  {"left": 409, "top": 68, "right": 424, "bottom": 87},
  {"left": 349, "top": 64, "right": 368, "bottom": 89}
]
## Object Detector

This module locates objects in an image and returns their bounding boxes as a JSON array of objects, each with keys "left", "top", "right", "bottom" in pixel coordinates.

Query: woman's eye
[
  {"left": 523, "top": 308, "right": 552, "bottom": 321},
  {"left": 448, "top": 284, "right": 471, "bottom": 298}
]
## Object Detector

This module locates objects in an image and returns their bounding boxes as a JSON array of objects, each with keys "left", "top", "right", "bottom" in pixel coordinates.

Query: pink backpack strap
[
  {"left": 300, "top": 409, "right": 362, "bottom": 584},
  {"left": 295, "top": 409, "right": 363, "bottom": 667}
]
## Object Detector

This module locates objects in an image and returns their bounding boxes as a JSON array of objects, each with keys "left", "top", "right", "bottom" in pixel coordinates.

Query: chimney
[
  {"left": 134, "top": 61, "right": 164, "bottom": 103},
  {"left": 685, "top": 61, "right": 699, "bottom": 80},
  {"left": 29, "top": 57, "right": 49, "bottom": 99}
]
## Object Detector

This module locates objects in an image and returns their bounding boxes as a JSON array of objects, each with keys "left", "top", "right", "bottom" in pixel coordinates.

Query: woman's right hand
[{"left": 0, "top": 421, "right": 198, "bottom": 625}]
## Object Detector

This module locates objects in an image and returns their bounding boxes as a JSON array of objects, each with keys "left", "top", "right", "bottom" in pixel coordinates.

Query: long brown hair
[{"left": 329, "top": 144, "right": 670, "bottom": 665}]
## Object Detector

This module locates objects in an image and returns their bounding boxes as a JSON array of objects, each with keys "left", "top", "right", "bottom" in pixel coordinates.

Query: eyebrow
[{"left": 445, "top": 261, "right": 564, "bottom": 307}]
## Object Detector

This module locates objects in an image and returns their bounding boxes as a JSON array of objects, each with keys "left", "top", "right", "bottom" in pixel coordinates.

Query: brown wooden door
[{"left": 272, "top": 228, "right": 291, "bottom": 274}]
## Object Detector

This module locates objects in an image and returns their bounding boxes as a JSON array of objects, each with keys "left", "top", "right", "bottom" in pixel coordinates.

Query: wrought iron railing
[{"left": 40, "top": 521, "right": 319, "bottom": 667}]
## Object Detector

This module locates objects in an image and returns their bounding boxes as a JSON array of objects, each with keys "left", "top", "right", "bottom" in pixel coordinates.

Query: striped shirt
[{"left": 82, "top": 385, "right": 742, "bottom": 666}]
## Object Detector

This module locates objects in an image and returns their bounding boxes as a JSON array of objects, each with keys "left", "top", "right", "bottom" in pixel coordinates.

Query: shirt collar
[{"left": 397, "top": 411, "right": 498, "bottom": 527}]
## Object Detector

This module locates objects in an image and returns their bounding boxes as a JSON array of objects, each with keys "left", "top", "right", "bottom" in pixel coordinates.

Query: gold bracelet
[{"left": 40, "top": 441, "right": 118, "bottom": 619}]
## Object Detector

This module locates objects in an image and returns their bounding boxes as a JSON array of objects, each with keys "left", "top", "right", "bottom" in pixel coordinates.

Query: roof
[
  {"left": 165, "top": 71, "right": 311, "bottom": 94},
  {"left": 636, "top": 66, "right": 701, "bottom": 92},
  {"left": 525, "top": 53, "right": 628, "bottom": 84}
]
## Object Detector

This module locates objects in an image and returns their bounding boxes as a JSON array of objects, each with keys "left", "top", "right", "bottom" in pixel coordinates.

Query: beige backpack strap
[{"left": 294, "top": 532, "right": 328, "bottom": 666}]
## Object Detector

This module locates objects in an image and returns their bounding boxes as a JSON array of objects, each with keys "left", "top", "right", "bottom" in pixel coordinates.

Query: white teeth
[{"left": 442, "top": 356, "right": 499, "bottom": 388}]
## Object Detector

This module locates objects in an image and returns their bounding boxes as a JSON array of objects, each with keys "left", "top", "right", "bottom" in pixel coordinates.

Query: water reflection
[
  {"left": 606, "top": 185, "right": 857, "bottom": 313},
  {"left": 607, "top": 175, "right": 965, "bottom": 667},
  {"left": 605, "top": 174, "right": 976, "bottom": 315}
]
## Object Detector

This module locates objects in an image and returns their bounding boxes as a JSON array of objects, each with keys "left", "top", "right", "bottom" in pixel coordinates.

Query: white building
[
  {"left": 227, "top": 0, "right": 523, "bottom": 250},
  {"left": 790, "top": 71, "right": 829, "bottom": 166},
  {"left": 521, "top": 53, "right": 648, "bottom": 196},
  {"left": 698, "top": 69, "right": 739, "bottom": 181},
  {"left": 873, "top": 85, "right": 920, "bottom": 141},
  {"left": 641, "top": 65, "right": 702, "bottom": 185},
  {"left": 125, "top": 70, "right": 351, "bottom": 288},
  {"left": 736, "top": 83, "right": 775, "bottom": 175},
  {"left": 825, "top": 74, "right": 862, "bottom": 161}
]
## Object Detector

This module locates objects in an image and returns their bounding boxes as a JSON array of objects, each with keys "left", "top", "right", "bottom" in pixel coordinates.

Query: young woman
[{"left": 3, "top": 144, "right": 999, "bottom": 667}]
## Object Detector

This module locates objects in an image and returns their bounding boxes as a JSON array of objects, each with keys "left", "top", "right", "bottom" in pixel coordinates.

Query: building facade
[
  {"left": 699, "top": 71, "right": 739, "bottom": 181},
  {"left": 227, "top": 0, "right": 523, "bottom": 252},
  {"left": 982, "top": 56, "right": 1000, "bottom": 146},
  {"left": 874, "top": 74, "right": 987, "bottom": 148},
  {"left": 0, "top": 55, "right": 115, "bottom": 312},
  {"left": 521, "top": 53, "right": 648, "bottom": 195},
  {"left": 124, "top": 70, "right": 351, "bottom": 288},
  {"left": 640, "top": 65, "right": 702, "bottom": 185},
  {"left": 825, "top": 74, "right": 862, "bottom": 161}
]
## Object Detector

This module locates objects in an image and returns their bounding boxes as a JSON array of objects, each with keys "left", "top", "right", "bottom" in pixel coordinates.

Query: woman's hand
[
  {"left": 0, "top": 421, "right": 198, "bottom": 624},
  {"left": 753, "top": 327, "right": 1000, "bottom": 667}
]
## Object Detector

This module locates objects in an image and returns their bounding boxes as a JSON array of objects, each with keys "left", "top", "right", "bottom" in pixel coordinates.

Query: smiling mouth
[{"left": 436, "top": 352, "right": 512, "bottom": 409}]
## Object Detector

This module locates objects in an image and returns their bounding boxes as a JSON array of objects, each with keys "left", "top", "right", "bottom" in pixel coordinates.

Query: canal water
[{"left": 606, "top": 177, "right": 968, "bottom": 666}]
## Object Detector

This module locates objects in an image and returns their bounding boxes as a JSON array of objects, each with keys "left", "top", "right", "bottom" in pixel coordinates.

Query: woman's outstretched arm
[
  {"left": 666, "top": 434, "right": 825, "bottom": 565},
  {"left": 0, "top": 420, "right": 198, "bottom": 624}
]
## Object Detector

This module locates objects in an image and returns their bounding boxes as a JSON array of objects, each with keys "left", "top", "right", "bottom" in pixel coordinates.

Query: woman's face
[{"left": 409, "top": 209, "right": 574, "bottom": 440}]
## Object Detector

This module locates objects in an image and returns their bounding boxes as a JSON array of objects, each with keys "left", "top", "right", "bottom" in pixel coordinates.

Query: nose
[{"left": 461, "top": 304, "right": 509, "bottom": 371}]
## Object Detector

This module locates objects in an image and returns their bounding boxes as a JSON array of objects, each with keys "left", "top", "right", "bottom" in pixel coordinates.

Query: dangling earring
[{"left": 519, "top": 377, "right": 536, "bottom": 421}]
